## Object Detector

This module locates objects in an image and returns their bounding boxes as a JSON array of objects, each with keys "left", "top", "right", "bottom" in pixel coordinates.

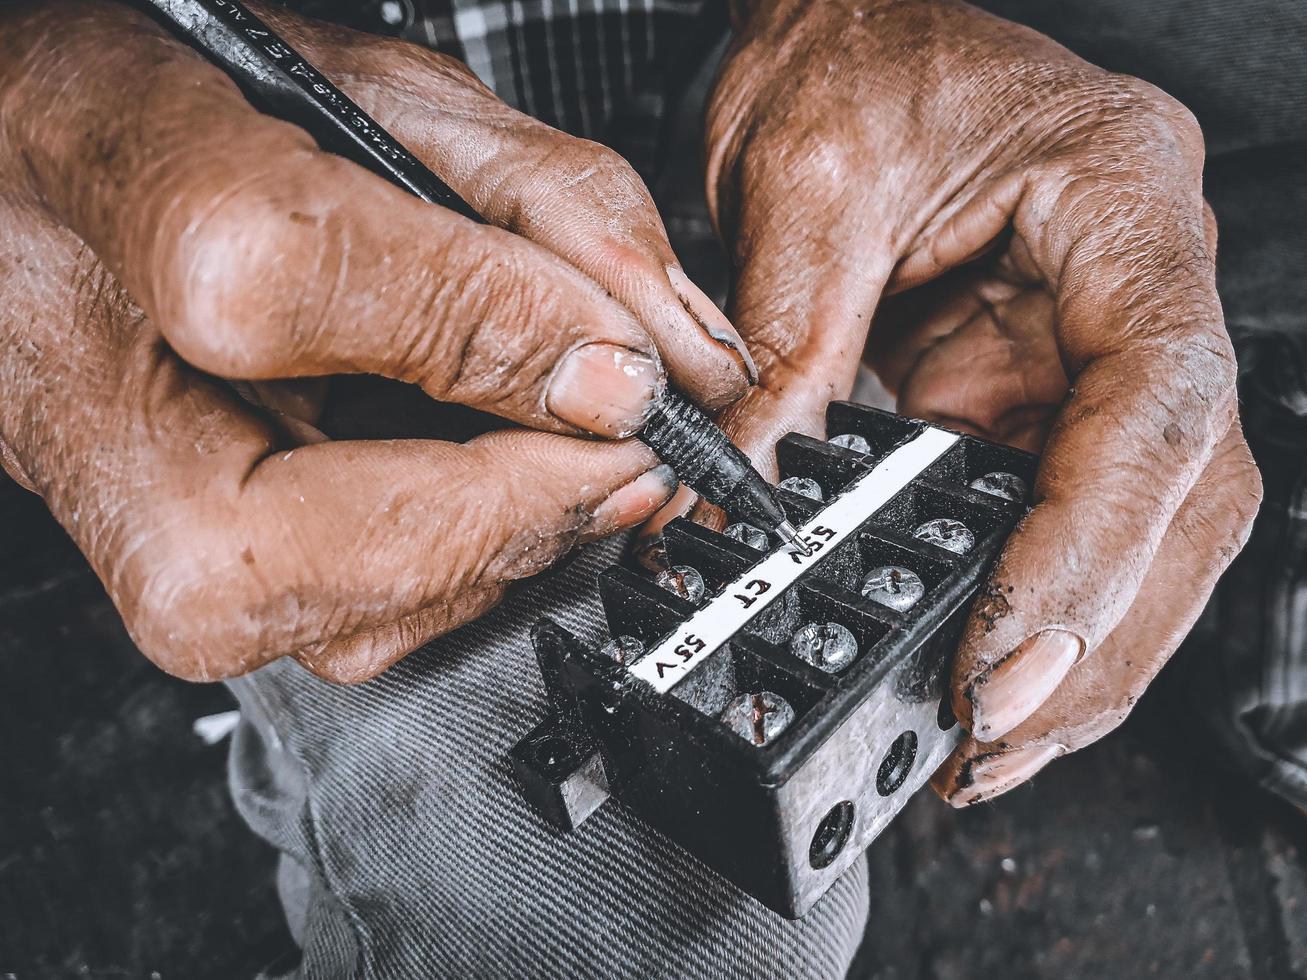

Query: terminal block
[{"left": 510, "top": 403, "right": 1036, "bottom": 918}]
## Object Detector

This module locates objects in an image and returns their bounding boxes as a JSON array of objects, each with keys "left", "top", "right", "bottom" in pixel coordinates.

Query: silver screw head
[
  {"left": 829, "top": 433, "right": 872, "bottom": 454},
  {"left": 791, "top": 622, "right": 859, "bottom": 672},
  {"left": 778, "top": 476, "right": 824, "bottom": 501},
  {"left": 861, "top": 565, "right": 927, "bottom": 611},
  {"left": 724, "top": 522, "right": 769, "bottom": 551},
  {"left": 969, "top": 471, "right": 1027, "bottom": 502},
  {"left": 913, "top": 518, "right": 975, "bottom": 554},
  {"left": 599, "top": 635, "right": 644, "bottom": 665},
  {"left": 655, "top": 564, "right": 706, "bottom": 604},
  {"left": 720, "top": 691, "right": 795, "bottom": 746},
  {"left": 378, "top": 0, "right": 406, "bottom": 24}
]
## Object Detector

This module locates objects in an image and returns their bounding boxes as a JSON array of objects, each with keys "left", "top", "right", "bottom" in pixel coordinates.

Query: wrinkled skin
[
  {"left": 0, "top": 0, "right": 1263, "bottom": 808},
  {"left": 684, "top": 0, "right": 1262, "bottom": 803},
  {"left": 0, "top": 1, "right": 756, "bottom": 683}
]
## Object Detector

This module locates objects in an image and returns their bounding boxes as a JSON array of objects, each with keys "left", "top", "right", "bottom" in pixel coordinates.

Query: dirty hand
[
  {"left": 700, "top": 0, "right": 1262, "bottom": 801},
  {"left": 0, "top": 1, "right": 753, "bottom": 682}
]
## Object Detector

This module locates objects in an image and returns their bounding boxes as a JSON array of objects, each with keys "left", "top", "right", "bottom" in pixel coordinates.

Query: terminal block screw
[
  {"left": 969, "top": 471, "right": 1027, "bottom": 502},
  {"left": 655, "top": 564, "right": 707, "bottom": 604},
  {"left": 913, "top": 518, "right": 975, "bottom": 555},
  {"left": 779, "top": 476, "right": 824, "bottom": 501},
  {"left": 725, "top": 522, "right": 769, "bottom": 551},
  {"left": 599, "top": 635, "right": 645, "bottom": 665},
  {"left": 720, "top": 691, "right": 795, "bottom": 746},
  {"left": 861, "top": 565, "right": 927, "bottom": 612},
  {"left": 828, "top": 433, "right": 871, "bottom": 454},
  {"left": 791, "top": 622, "right": 859, "bottom": 672}
]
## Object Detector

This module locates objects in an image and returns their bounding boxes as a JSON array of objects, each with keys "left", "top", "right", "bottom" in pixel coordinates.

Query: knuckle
[
  {"left": 418, "top": 241, "right": 559, "bottom": 405},
  {"left": 159, "top": 178, "right": 311, "bottom": 377},
  {"left": 486, "top": 518, "right": 583, "bottom": 582},
  {"left": 1101, "top": 336, "right": 1236, "bottom": 467},
  {"left": 1200, "top": 199, "right": 1220, "bottom": 255},
  {"left": 456, "top": 447, "right": 584, "bottom": 583},
  {"left": 1151, "top": 92, "right": 1204, "bottom": 159},
  {"left": 1043, "top": 85, "right": 1206, "bottom": 225},
  {"left": 1166, "top": 332, "right": 1239, "bottom": 410},
  {"left": 1210, "top": 438, "right": 1264, "bottom": 552},
  {"left": 1106, "top": 75, "right": 1205, "bottom": 161},
  {"left": 307, "top": 656, "right": 377, "bottom": 686},
  {"left": 113, "top": 510, "right": 266, "bottom": 680},
  {"left": 1231, "top": 459, "right": 1264, "bottom": 535},
  {"left": 541, "top": 141, "right": 674, "bottom": 267},
  {"left": 344, "top": 34, "right": 481, "bottom": 91},
  {"left": 506, "top": 138, "right": 656, "bottom": 237},
  {"left": 741, "top": 124, "right": 851, "bottom": 203},
  {"left": 459, "top": 237, "right": 536, "bottom": 324},
  {"left": 550, "top": 141, "right": 643, "bottom": 199},
  {"left": 1045, "top": 696, "right": 1138, "bottom": 751},
  {"left": 301, "top": 638, "right": 391, "bottom": 687},
  {"left": 1201, "top": 199, "right": 1219, "bottom": 231}
]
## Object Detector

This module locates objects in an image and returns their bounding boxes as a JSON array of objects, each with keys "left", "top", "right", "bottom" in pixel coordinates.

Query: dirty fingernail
[
  {"left": 547, "top": 343, "right": 663, "bottom": 437},
  {"left": 968, "top": 629, "right": 1084, "bottom": 741},
  {"left": 589, "top": 465, "right": 679, "bottom": 537},
  {"left": 946, "top": 743, "right": 1063, "bottom": 808},
  {"left": 665, "top": 265, "right": 758, "bottom": 384}
]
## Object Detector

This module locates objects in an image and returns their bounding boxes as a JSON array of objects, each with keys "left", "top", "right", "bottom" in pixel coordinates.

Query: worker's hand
[
  {"left": 0, "top": 0, "right": 753, "bottom": 682},
  {"left": 701, "top": 0, "right": 1262, "bottom": 801}
]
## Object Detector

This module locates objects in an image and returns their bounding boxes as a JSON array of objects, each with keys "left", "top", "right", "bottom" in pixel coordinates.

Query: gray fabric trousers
[{"left": 227, "top": 534, "right": 869, "bottom": 979}]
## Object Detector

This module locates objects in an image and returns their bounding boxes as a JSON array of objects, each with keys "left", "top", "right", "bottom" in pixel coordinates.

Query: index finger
[
  {"left": 258, "top": 4, "right": 755, "bottom": 412},
  {"left": 952, "top": 172, "right": 1238, "bottom": 740},
  {"left": 5, "top": 3, "right": 664, "bottom": 439}
]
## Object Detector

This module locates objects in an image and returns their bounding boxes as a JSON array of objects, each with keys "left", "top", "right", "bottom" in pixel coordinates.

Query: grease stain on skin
[
  {"left": 974, "top": 579, "right": 1014, "bottom": 633},
  {"left": 955, "top": 750, "right": 1002, "bottom": 790}
]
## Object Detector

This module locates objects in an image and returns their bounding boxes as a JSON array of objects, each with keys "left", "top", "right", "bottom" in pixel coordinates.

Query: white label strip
[{"left": 630, "top": 426, "right": 960, "bottom": 694}]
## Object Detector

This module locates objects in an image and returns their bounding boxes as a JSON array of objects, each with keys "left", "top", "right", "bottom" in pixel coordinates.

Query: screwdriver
[{"left": 139, "top": 0, "right": 808, "bottom": 553}]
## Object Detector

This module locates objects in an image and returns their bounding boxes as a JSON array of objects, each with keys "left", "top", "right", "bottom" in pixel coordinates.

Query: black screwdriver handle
[
  {"left": 641, "top": 395, "right": 788, "bottom": 532},
  {"left": 143, "top": 0, "right": 481, "bottom": 219}
]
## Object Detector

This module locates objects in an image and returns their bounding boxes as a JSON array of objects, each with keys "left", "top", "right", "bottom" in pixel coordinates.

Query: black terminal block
[{"left": 510, "top": 403, "right": 1036, "bottom": 918}]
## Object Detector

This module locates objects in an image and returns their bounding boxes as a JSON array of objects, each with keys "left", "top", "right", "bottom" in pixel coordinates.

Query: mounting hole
[
  {"left": 876, "top": 730, "right": 918, "bottom": 796},
  {"left": 534, "top": 734, "right": 574, "bottom": 771},
  {"left": 374, "top": 0, "right": 414, "bottom": 30},
  {"left": 809, "top": 801, "right": 855, "bottom": 870},
  {"left": 937, "top": 696, "right": 957, "bottom": 731}
]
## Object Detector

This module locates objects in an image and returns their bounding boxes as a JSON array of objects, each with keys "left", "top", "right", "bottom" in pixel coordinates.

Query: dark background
[{"left": 1, "top": 469, "right": 1304, "bottom": 978}]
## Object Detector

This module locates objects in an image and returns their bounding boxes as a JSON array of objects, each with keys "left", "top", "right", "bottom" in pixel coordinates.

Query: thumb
[
  {"left": 717, "top": 201, "right": 895, "bottom": 475},
  {"left": 637, "top": 206, "right": 893, "bottom": 551}
]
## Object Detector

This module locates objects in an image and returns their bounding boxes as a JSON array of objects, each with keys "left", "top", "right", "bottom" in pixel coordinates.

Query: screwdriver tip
[{"left": 775, "top": 520, "right": 812, "bottom": 556}]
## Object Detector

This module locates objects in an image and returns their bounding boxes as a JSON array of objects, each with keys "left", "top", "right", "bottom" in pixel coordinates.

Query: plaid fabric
[
  {"left": 284, "top": 0, "right": 727, "bottom": 175},
  {"left": 1184, "top": 331, "right": 1307, "bottom": 807}
]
